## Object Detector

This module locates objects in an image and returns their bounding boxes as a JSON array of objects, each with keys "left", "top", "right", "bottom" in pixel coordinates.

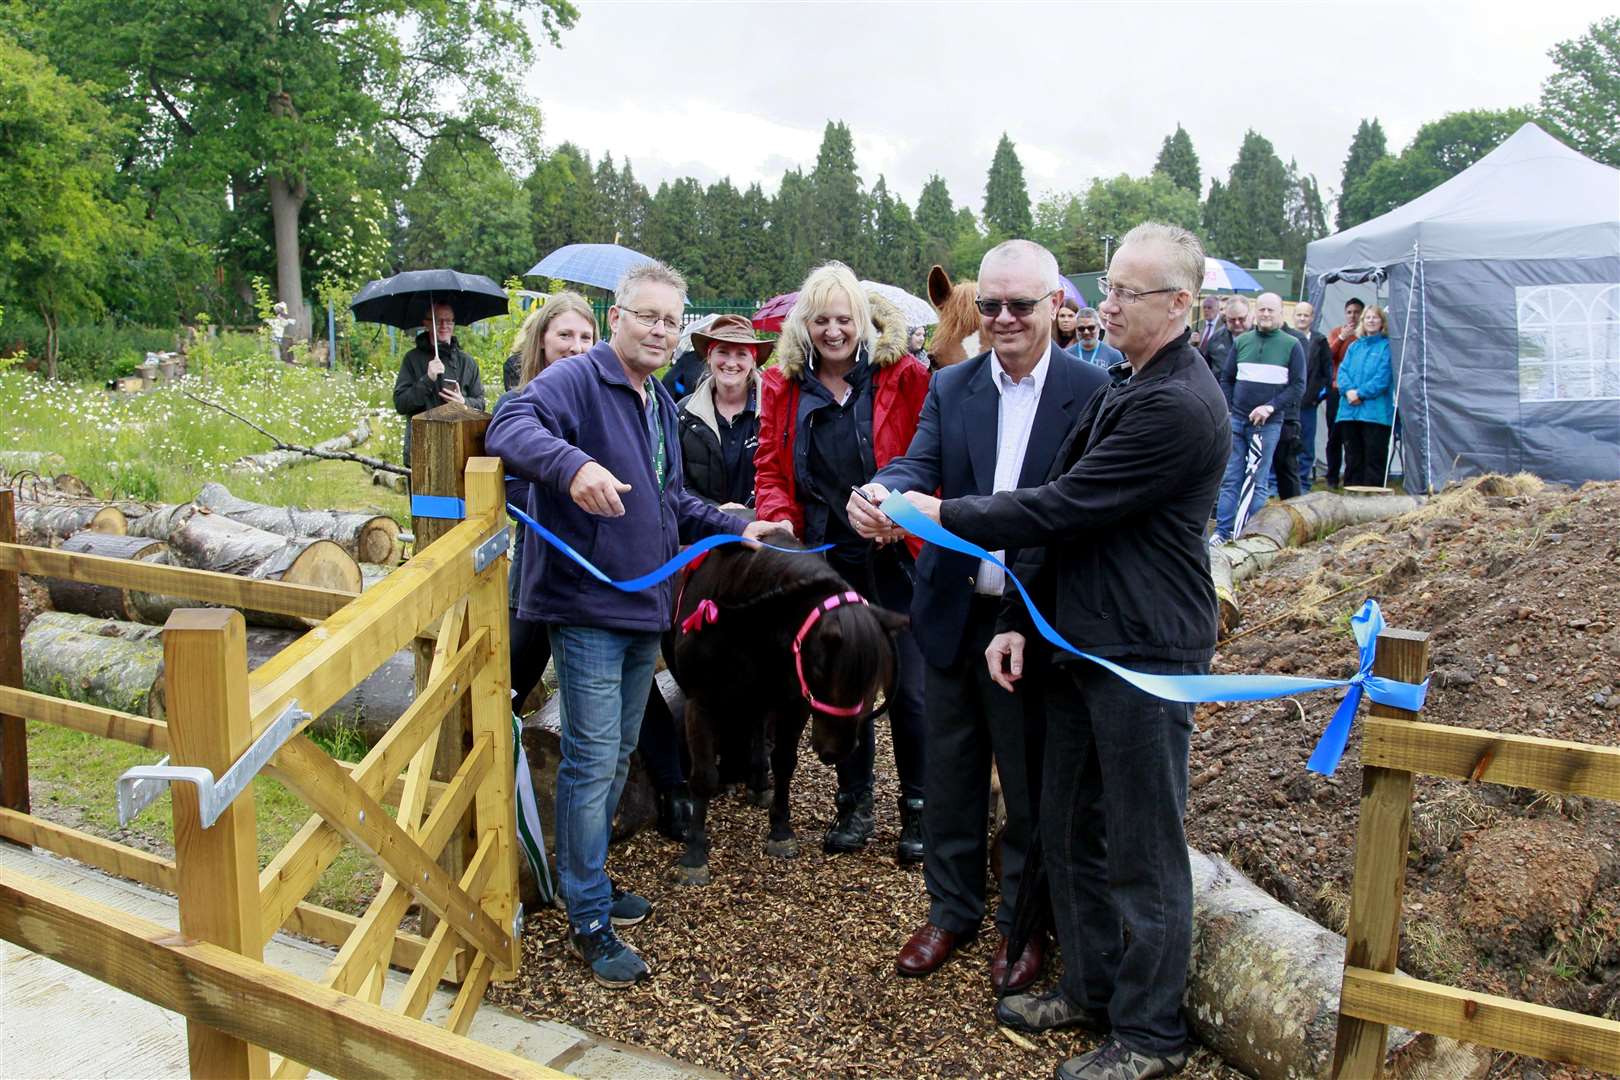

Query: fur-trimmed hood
[{"left": 770, "top": 290, "right": 910, "bottom": 379}]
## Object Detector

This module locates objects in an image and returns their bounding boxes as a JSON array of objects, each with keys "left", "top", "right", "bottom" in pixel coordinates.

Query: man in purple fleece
[{"left": 486, "top": 261, "right": 790, "bottom": 988}]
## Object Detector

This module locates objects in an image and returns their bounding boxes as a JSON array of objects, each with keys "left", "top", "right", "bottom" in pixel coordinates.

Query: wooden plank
[
  {"left": 0, "top": 807, "right": 176, "bottom": 890},
  {"left": 1331, "top": 628, "right": 1430, "bottom": 1080},
  {"left": 1341, "top": 968, "right": 1620, "bottom": 1074},
  {"left": 447, "top": 952, "right": 495, "bottom": 1037},
  {"left": 0, "top": 492, "right": 26, "bottom": 818},
  {"left": 0, "top": 867, "right": 564, "bottom": 1080},
  {"left": 257, "top": 628, "right": 487, "bottom": 943},
  {"left": 163, "top": 608, "right": 269, "bottom": 1078},
  {"left": 1362, "top": 718, "right": 1620, "bottom": 801},
  {"left": 0, "top": 685, "right": 169, "bottom": 750},
  {"left": 279, "top": 901, "right": 432, "bottom": 974},
  {"left": 397, "top": 837, "right": 496, "bottom": 1021},
  {"left": 268, "top": 733, "right": 509, "bottom": 962},
  {"left": 465, "top": 457, "right": 519, "bottom": 980},
  {"left": 0, "top": 541, "right": 353, "bottom": 621},
  {"left": 247, "top": 514, "right": 495, "bottom": 735}
]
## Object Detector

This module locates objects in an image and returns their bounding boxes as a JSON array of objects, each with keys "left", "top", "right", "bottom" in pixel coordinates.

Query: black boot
[
  {"left": 656, "top": 784, "right": 693, "bottom": 842},
  {"left": 823, "top": 788, "right": 874, "bottom": 854},
  {"left": 896, "top": 796, "right": 925, "bottom": 865}
]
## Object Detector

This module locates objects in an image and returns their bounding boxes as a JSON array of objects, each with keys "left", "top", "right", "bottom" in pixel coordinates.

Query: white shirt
[{"left": 977, "top": 348, "right": 1050, "bottom": 597}]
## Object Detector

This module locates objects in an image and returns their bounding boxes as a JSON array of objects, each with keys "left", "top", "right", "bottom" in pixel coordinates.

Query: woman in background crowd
[
  {"left": 1051, "top": 295, "right": 1081, "bottom": 354},
  {"left": 1336, "top": 304, "right": 1394, "bottom": 488},
  {"left": 676, "top": 314, "right": 770, "bottom": 511},
  {"left": 754, "top": 262, "right": 931, "bottom": 863}
]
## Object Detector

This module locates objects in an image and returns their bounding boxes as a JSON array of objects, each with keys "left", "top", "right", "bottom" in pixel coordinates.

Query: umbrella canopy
[
  {"left": 1202, "top": 258, "right": 1262, "bottom": 293},
  {"left": 526, "top": 243, "right": 655, "bottom": 291},
  {"left": 350, "top": 269, "right": 508, "bottom": 328},
  {"left": 678, "top": 312, "right": 725, "bottom": 357},
  {"left": 860, "top": 281, "right": 938, "bottom": 327},
  {"left": 751, "top": 292, "right": 798, "bottom": 333},
  {"left": 1059, "top": 277, "right": 1088, "bottom": 309}
]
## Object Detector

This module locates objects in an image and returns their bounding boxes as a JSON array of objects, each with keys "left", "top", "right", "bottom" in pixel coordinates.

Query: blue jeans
[
  {"left": 548, "top": 624, "right": 661, "bottom": 933},
  {"left": 1215, "top": 415, "right": 1282, "bottom": 538},
  {"left": 1298, "top": 402, "right": 1319, "bottom": 492},
  {"left": 1043, "top": 657, "right": 1199, "bottom": 1057}
]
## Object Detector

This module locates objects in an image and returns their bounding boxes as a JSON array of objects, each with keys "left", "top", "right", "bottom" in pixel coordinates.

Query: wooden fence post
[
  {"left": 410, "top": 406, "right": 490, "bottom": 958},
  {"left": 165, "top": 608, "right": 270, "bottom": 1078},
  {"left": 0, "top": 490, "right": 27, "bottom": 823},
  {"left": 1331, "top": 627, "right": 1432, "bottom": 1079},
  {"left": 465, "top": 457, "right": 518, "bottom": 980}
]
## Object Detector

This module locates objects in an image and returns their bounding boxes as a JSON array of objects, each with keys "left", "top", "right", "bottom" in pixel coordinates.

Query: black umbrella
[{"left": 350, "top": 268, "right": 509, "bottom": 329}]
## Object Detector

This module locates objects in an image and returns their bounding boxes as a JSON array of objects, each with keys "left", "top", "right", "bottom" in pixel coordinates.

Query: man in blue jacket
[
  {"left": 486, "top": 261, "right": 788, "bottom": 989},
  {"left": 1072, "top": 308, "right": 1125, "bottom": 368},
  {"left": 849, "top": 240, "right": 1109, "bottom": 993}
]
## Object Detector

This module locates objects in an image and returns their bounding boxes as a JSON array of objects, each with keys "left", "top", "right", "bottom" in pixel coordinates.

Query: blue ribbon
[
  {"left": 878, "top": 492, "right": 1427, "bottom": 774},
  {"left": 505, "top": 503, "right": 831, "bottom": 593},
  {"left": 410, "top": 494, "right": 466, "bottom": 520}
]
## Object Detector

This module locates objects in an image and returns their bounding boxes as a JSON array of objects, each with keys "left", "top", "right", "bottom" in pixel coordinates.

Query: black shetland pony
[{"left": 666, "top": 543, "right": 907, "bottom": 885}]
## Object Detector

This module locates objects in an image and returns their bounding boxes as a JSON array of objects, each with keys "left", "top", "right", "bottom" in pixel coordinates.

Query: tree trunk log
[
  {"left": 13, "top": 501, "right": 127, "bottom": 548},
  {"left": 21, "top": 612, "right": 166, "bottom": 718},
  {"left": 193, "top": 482, "right": 400, "bottom": 565},
  {"left": 45, "top": 533, "right": 167, "bottom": 621},
  {"left": 124, "top": 502, "right": 195, "bottom": 542},
  {"left": 1211, "top": 491, "right": 1422, "bottom": 634},
  {"left": 229, "top": 415, "right": 370, "bottom": 474},
  {"left": 1187, "top": 848, "right": 1490, "bottom": 1080}
]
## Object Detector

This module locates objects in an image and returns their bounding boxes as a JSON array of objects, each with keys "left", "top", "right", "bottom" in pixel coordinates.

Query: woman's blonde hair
[
  {"left": 515, "top": 291, "right": 597, "bottom": 387},
  {"left": 781, "top": 262, "right": 874, "bottom": 365},
  {"left": 1358, "top": 304, "right": 1389, "bottom": 339}
]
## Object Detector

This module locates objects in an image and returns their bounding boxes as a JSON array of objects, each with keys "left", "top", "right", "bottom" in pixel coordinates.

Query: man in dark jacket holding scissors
[{"left": 894, "top": 223, "right": 1228, "bottom": 1080}]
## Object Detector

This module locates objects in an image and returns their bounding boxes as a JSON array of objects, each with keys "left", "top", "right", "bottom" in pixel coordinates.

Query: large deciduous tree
[
  {"left": 1337, "top": 119, "right": 1389, "bottom": 229},
  {"left": 1154, "top": 124, "right": 1201, "bottom": 195},
  {"left": 1077, "top": 173, "right": 1201, "bottom": 272},
  {"left": 44, "top": 0, "right": 576, "bottom": 340},
  {"left": 1539, "top": 16, "right": 1619, "bottom": 167},
  {"left": 983, "top": 133, "right": 1033, "bottom": 238},
  {"left": 1339, "top": 108, "right": 1536, "bottom": 227},
  {"left": 402, "top": 132, "right": 531, "bottom": 283}
]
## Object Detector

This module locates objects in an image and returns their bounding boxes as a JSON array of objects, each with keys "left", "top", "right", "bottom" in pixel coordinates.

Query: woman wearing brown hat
[{"left": 676, "top": 314, "right": 772, "bottom": 511}]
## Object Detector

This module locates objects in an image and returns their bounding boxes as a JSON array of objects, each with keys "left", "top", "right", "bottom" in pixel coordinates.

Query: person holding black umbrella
[{"left": 392, "top": 302, "right": 487, "bottom": 466}]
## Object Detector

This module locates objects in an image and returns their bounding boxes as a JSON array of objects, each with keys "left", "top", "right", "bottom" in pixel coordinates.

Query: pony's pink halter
[{"left": 792, "top": 591, "right": 869, "bottom": 717}]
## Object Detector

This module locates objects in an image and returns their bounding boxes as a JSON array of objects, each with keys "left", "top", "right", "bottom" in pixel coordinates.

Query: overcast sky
[{"left": 522, "top": 1, "right": 1608, "bottom": 219}]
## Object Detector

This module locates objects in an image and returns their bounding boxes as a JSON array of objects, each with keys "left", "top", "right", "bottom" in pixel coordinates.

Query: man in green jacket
[{"left": 392, "top": 302, "right": 487, "bottom": 466}]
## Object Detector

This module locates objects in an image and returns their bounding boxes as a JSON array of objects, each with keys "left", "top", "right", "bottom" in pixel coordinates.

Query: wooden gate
[{"left": 0, "top": 460, "right": 563, "bottom": 1078}]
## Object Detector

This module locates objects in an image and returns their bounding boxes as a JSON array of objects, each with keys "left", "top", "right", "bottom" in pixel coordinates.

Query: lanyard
[{"left": 646, "top": 397, "right": 668, "bottom": 491}]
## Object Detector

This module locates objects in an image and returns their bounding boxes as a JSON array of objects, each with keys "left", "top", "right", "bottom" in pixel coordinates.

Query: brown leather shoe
[
  {"left": 895, "top": 922, "right": 975, "bottom": 978},
  {"left": 990, "top": 932, "right": 1044, "bottom": 994}
]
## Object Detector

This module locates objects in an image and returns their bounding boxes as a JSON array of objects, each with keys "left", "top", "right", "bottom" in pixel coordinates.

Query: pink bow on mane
[{"left": 680, "top": 599, "right": 720, "bottom": 634}]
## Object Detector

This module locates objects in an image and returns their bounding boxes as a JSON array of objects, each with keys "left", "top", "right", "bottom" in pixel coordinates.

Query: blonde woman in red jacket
[{"left": 754, "top": 261, "right": 932, "bottom": 862}]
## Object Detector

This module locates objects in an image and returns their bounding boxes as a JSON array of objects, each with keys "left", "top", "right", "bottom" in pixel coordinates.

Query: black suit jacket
[{"left": 874, "top": 341, "right": 1109, "bottom": 668}]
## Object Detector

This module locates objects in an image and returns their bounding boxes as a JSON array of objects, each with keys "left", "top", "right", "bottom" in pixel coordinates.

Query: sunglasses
[{"left": 974, "top": 290, "right": 1055, "bottom": 318}]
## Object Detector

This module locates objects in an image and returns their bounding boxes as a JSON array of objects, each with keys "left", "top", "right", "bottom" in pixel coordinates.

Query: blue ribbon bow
[{"left": 878, "top": 492, "right": 1427, "bottom": 774}]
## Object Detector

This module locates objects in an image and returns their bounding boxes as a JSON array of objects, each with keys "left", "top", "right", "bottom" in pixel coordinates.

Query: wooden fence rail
[
  {"left": 1331, "top": 629, "right": 1620, "bottom": 1077},
  {"left": 0, "top": 454, "right": 536, "bottom": 1078}
]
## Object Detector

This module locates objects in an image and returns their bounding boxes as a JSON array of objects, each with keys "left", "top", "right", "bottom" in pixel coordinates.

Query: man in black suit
[
  {"left": 1287, "top": 300, "right": 1332, "bottom": 494},
  {"left": 1199, "top": 294, "right": 1249, "bottom": 384},
  {"left": 848, "top": 239, "right": 1109, "bottom": 994}
]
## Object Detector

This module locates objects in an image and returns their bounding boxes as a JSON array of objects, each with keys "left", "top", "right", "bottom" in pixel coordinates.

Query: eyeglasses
[
  {"left": 974, "top": 290, "right": 1055, "bottom": 318},
  {"left": 618, "top": 306, "right": 682, "bottom": 334},
  {"left": 1097, "top": 278, "right": 1178, "bottom": 305}
]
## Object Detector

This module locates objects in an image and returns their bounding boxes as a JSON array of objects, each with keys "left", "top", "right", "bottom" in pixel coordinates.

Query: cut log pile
[{"left": 195, "top": 482, "right": 400, "bottom": 565}]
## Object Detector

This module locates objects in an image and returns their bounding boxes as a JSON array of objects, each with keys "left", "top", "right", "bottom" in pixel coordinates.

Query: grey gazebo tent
[{"left": 1305, "top": 123, "right": 1620, "bottom": 492}]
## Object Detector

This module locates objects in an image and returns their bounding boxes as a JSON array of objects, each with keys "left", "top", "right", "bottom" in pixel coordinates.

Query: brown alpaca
[{"left": 927, "top": 264, "right": 981, "bottom": 368}]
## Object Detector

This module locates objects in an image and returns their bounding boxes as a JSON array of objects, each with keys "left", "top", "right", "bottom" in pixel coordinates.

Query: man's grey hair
[
  {"left": 1076, "top": 307, "right": 1099, "bottom": 320},
  {"left": 980, "top": 239, "right": 1062, "bottom": 292},
  {"left": 615, "top": 260, "right": 688, "bottom": 307},
  {"left": 1225, "top": 295, "right": 1252, "bottom": 314},
  {"left": 1118, "top": 222, "right": 1204, "bottom": 297}
]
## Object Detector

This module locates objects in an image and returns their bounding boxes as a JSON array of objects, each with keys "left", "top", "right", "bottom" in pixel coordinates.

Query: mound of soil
[{"left": 490, "top": 478, "right": 1620, "bottom": 1080}]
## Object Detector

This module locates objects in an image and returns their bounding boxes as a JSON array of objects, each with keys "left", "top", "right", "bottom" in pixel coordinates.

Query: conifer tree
[
  {"left": 983, "top": 133, "right": 1033, "bottom": 237},
  {"left": 1153, "top": 124, "right": 1201, "bottom": 194}
]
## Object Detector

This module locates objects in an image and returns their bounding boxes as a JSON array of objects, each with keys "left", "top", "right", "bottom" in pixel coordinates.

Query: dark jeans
[
  {"left": 1273, "top": 419, "right": 1304, "bottom": 501},
  {"left": 1298, "top": 403, "right": 1319, "bottom": 493},
  {"left": 1340, "top": 419, "right": 1392, "bottom": 488},
  {"left": 1324, "top": 393, "right": 1344, "bottom": 486},
  {"left": 828, "top": 546, "right": 926, "bottom": 800},
  {"left": 1044, "top": 656, "right": 1199, "bottom": 1058},
  {"left": 922, "top": 600, "right": 1043, "bottom": 936}
]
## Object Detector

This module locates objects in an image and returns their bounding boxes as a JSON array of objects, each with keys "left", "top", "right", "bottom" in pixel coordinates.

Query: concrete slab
[{"left": 0, "top": 843, "right": 719, "bottom": 1080}]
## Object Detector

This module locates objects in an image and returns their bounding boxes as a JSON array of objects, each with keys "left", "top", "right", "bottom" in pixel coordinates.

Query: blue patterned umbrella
[
  {"left": 526, "top": 243, "right": 656, "bottom": 290},
  {"left": 1203, "top": 258, "right": 1262, "bottom": 292}
]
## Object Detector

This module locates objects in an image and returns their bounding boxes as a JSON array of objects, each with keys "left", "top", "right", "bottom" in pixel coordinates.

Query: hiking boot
[
  {"left": 823, "top": 789, "right": 874, "bottom": 853},
  {"left": 896, "top": 796, "right": 925, "bottom": 865},
  {"left": 655, "top": 786, "right": 693, "bottom": 842},
  {"left": 567, "top": 922, "right": 649, "bottom": 989},
  {"left": 995, "top": 988, "right": 1110, "bottom": 1035},
  {"left": 1055, "top": 1036, "right": 1188, "bottom": 1080},
  {"left": 609, "top": 883, "right": 652, "bottom": 928}
]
